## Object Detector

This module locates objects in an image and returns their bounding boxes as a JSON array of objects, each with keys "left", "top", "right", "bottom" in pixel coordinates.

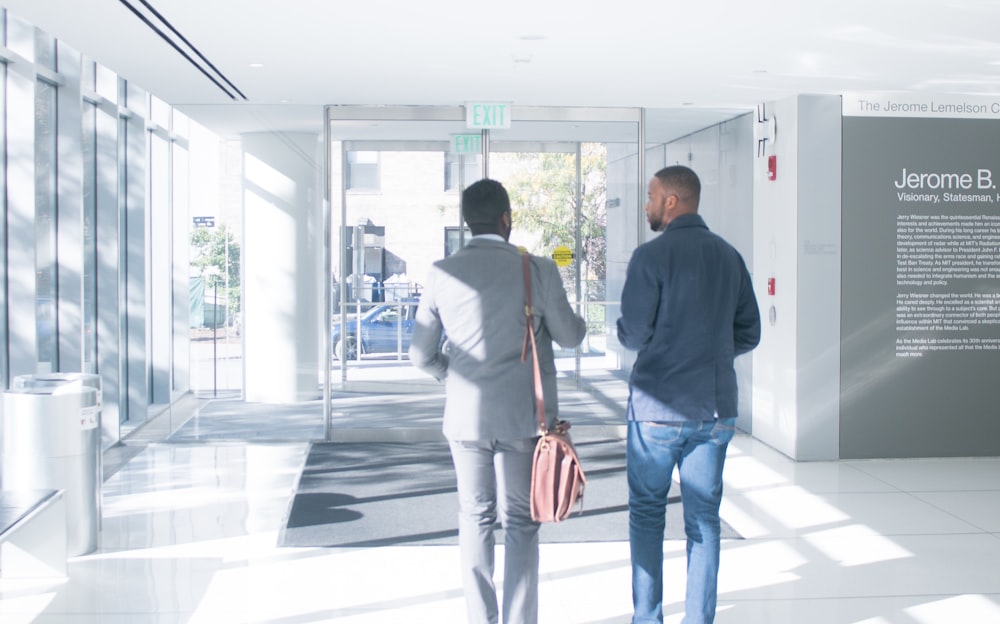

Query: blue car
[{"left": 332, "top": 299, "right": 419, "bottom": 360}]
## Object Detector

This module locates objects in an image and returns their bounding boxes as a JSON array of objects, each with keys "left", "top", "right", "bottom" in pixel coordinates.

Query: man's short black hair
[
  {"left": 462, "top": 178, "right": 511, "bottom": 227},
  {"left": 654, "top": 165, "right": 701, "bottom": 204}
]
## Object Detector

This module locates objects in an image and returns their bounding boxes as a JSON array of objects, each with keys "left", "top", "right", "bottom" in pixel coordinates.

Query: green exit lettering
[
  {"left": 452, "top": 134, "right": 482, "bottom": 154},
  {"left": 467, "top": 103, "right": 511, "bottom": 129}
]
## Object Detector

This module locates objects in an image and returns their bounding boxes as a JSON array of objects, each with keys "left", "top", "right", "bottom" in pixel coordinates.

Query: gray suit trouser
[{"left": 449, "top": 437, "right": 540, "bottom": 624}]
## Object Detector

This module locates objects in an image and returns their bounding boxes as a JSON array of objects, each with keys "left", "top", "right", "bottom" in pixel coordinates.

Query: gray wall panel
[{"left": 841, "top": 116, "right": 1000, "bottom": 458}]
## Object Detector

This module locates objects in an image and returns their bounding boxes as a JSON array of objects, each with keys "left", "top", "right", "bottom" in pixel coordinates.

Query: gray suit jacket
[{"left": 409, "top": 237, "right": 587, "bottom": 441}]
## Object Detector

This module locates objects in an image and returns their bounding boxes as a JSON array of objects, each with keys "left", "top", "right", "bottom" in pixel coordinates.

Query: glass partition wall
[{"left": 323, "top": 106, "right": 642, "bottom": 435}]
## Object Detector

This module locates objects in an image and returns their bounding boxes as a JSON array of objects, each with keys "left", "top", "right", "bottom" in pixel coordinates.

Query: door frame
[{"left": 322, "top": 105, "right": 645, "bottom": 437}]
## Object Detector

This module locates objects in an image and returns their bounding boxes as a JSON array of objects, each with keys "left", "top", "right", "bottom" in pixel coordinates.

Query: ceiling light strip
[
  {"left": 116, "top": 0, "right": 246, "bottom": 101},
  {"left": 136, "top": 0, "right": 248, "bottom": 100}
]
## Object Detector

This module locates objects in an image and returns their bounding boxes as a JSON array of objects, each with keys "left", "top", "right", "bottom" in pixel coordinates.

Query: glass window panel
[
  {"left": 36, "top": 79, "right": 57, "bottom": 371},
  {"left": 35, "top": 29, "right": 55, "bottom": 70},
  {"left": 82, "top": 102, "right": 98, "bottom": 373},
  {"left": 149, "top": 132, "right": 171, "bottom": 402},
  {"left": 117, "top": 113, "right": 128, "bottom": 423},
  {"left": 150, "top": 94, "right": 170, "bottom": 128},
  {"left": 0, "top": 59, "right": 6, "bottom": 384},
  {"left": 171, "top": 140, "right": 190, "bottom": 392},
  {"left": 96, "top": 63, "right": 117, "bottom": 101},
  {"left": 81, "top": 59, "right": 97, "bottom": 93},
  {"left": 124, "top": 81, "right": 147, "bottom": 117},
  {"left": 6, "top": 14, "right": 34, "bottom": 61},
  {"left": 172, "top": 109, "right": 190, "bottom": 138}
]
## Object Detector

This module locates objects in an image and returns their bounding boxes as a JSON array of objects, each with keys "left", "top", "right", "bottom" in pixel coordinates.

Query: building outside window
[
  {"left": 444, "top": 151, "right": 480, "bottom": 192},
  {"left": 347, "top": 151, "right": 379, "bottom": 190}
]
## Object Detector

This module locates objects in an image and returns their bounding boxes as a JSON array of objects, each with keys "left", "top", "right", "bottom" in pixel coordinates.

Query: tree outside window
[{"left": 191, "top": 223, "right": 241, "bottom": 320}]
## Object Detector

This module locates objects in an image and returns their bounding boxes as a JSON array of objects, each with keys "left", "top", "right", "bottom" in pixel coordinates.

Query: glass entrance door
[
  {"left": 324, "top": 106, "right": 641, "bottom": 435},
  {"left": 488, "top": 136, "right": 626, "bottom": 379},
  {"left": 326, "top": 108, "right": 477, "bottom": 394}
]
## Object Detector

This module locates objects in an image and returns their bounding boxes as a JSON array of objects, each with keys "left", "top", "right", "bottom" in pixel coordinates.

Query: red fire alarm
[
  {"left": 767, "top": 277, "right": 776, "bottom": 295},
  {"left": 767, "top": 155, "right": 777, "bottom": 181}
]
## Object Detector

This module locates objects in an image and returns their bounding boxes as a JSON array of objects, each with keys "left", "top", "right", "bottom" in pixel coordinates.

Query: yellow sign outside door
[{"left": 551, "top": 245, "right": 574, "bottom": 267}]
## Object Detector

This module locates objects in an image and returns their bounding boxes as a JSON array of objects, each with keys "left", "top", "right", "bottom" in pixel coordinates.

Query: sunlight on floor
[
  {"left": 3, "top": 393, "right": 999, "bottom": 623},
  {"left": 804, "top": 525, "right": 914, "bottom": 567}
]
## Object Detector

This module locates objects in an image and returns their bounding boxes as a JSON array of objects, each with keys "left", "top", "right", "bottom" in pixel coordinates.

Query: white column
[
  {"left": 752, "top": 94, "right": 843, "bottom": 460},
  {"left": 242, "top": 132, "right": 322, "bottom": 403}
]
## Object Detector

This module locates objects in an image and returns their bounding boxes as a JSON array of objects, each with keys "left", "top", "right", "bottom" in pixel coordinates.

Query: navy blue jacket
[{"left": 617, "top": 214, "right": 761, "bottom": 422}]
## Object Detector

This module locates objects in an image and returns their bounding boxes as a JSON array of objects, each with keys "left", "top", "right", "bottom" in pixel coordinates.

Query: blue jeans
[
  {"left": 449, "top": 437, "right": 540, "bottom": 624},
  {"left": 627, "top": 418, "right": 736, "bottom": 624}
]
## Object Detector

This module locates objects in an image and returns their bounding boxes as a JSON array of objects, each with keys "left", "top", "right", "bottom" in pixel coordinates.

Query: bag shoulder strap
[{"left": 520, "top": 251, "right": 547, "bottom": 433}]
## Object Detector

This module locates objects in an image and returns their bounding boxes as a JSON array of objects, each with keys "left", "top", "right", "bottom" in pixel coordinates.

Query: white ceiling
[{"left": 4, "top": 0, "right": 1000, "bottom": 141}]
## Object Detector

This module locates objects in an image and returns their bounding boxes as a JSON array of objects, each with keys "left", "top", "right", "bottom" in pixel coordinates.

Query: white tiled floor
[{"left": 2, "top": 404, "right": 1000, "bottom": 622}]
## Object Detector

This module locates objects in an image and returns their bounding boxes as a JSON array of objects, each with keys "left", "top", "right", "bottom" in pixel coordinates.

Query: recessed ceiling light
[
  {"left": 249, "top": 63, "right": 264, "bottom": 68},
  {"left": 519, "top": 35, "right": 546, "bottom": 41}
]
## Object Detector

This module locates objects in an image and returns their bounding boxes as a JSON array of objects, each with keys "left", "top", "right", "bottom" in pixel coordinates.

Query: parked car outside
[{"left": 332, "top": 298, "right": 419, "bottom": 360}]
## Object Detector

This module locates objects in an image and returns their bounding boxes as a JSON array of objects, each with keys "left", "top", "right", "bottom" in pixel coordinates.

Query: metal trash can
[{"left": 2, "top": 373, "right": 102, "bottom": 556}]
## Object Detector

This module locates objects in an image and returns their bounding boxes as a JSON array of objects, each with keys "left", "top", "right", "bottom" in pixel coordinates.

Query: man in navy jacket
[{"left": 617, "top": 165, "right": 760, "bottom": 624}]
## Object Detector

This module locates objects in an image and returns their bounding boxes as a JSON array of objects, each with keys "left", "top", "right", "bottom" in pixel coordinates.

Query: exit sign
[
  {"left": 466, "top": 102, "right": 511, "bottom": 129},
  {"left": 452, "top": 134, "right": 482, "bottom": 154}
]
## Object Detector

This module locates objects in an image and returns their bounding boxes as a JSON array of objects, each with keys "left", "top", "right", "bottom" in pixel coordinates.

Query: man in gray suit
[{"left": 410, "top": 178, "right": 586, "bottom": 624}]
